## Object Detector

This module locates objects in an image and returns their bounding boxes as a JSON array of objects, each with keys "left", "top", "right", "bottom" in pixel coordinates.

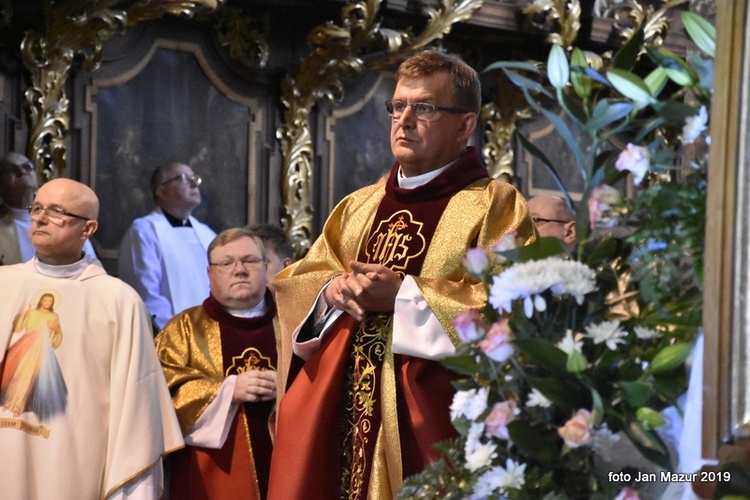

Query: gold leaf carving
[
  {"left": 523, "top": 0, "right": 582, "bottom": 49},
  {"left": 21, "top": 0, "right": 225, "bottom": 180}
]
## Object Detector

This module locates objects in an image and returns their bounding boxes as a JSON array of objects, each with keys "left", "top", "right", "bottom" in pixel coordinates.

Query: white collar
[
  {"left": 226, "top": 296, "right": 267, "bottom": 318},
  {"left": 33, "top": 253, "right": 94, "bottom": 279},
  {"left": 396, "top": 153, "right": 462, "bottom": 189}
]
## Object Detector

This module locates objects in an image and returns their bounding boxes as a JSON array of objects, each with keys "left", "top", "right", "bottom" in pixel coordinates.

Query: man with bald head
[
  {"left": 119, "top": 162, "right": 217, "bottom": 330},
  {"left": 0, "top": 178, "right": 183, "bottom": 498},
  {"left": 0, "top": 152, "right": 96, "bottom": 265},
  {"left": 527, "top": 194, "right": 578, "bottom": 249}
]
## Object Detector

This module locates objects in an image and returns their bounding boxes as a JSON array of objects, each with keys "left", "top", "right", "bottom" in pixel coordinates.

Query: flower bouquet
[{"left": 397, "top": 6, "right": 712, "bottom": 499}]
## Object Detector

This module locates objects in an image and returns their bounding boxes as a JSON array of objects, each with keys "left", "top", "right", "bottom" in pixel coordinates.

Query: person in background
[
  {"left": 0, "top": 178, "right": 183, "bottom": 499},
  {"left": 119, "top": 162, "right": 217, "bottom": 330},
  {"left": 527, "top": 194, "right": 577, "bottom": 249},
  {"left": 247, "top": 223, "right": 295, "bottom": 294},
  {"left": 155, "top": 227, "right": 278, "bottom": 499},
  {"left": 0, "top": 152, "right": 96, "bottom": 265},
  {"left": 268, "top": 49, "right": 536, "bottom": 499}
]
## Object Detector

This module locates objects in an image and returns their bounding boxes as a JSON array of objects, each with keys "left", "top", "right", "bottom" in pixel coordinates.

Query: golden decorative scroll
[
  {"left": 21, "top": 0, "right": 227, "bottom": 180},
  {"left": 278, "top": 0, "right": 484, "bottom": 257},
  {"left": 523, "top": 0, "right": 582, "bottom": 49},
  {"left": 210, "top": 7, "right": 269, "bottom": 69},
  {"left": 602, "top": 0, "right": 688, "bottom": 48}
]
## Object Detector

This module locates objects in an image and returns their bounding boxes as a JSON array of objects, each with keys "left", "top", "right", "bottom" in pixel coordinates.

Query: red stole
[
  {"left": 269, "top": 148, "right": 488, "bottom": 500},
  {"left": 170, "top": 293, "right": 277, "bottom": 500}
]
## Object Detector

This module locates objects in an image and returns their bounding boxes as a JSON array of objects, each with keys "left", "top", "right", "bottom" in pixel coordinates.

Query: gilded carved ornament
[
  {"left": 21, "top": 0, "right": 227, "bottom": 181},
  {"left": 601, "top": 0, "right": 688, "bottom": 48},
  {"left": 278, "top": 0, "right": 484, "bottom": 257}
]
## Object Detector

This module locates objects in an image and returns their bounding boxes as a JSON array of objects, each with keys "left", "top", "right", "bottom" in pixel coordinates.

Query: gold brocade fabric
[
  {"left": 155, "top": 306, "right": 228, "bottom": 433},
  {"left": 341, "top": 313, "right": 392, "bottom": 499},
  {"left": 273, "top": 177, "right": 535, "bottom": 497},
  {"left": 274, "top": 178, "right": 536, "bottom": 400}
]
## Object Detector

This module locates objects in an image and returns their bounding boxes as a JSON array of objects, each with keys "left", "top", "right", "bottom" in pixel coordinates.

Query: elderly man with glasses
[
  {"left": 0, "top": 152, "right": 96, "bottom": 265},
  {"left": 527, "top": 194, "right": 578, "bottom": 250},
  {"left": 119, "top": 162, "right": 217, "bottom": 330},
  {"left": 0, "top": 177, "right": 183, "bottom": 498},
  {"left": 155, "top": 227, "right": 278, "bottom": 500},
  {"left": 268, "top": 49, "right": 536, "bottom": 499}
]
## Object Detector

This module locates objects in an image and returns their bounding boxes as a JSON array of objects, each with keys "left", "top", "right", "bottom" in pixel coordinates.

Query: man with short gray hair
[{"left": 119, "top": 161, "right": 217, "bottom": 330}]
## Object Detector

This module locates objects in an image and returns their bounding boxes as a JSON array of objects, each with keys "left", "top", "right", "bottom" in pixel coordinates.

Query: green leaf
[
  {"left": 507, "top": 419, "right": 562, "bottom": 463},
  {"left": 558, "top": 87, "right": 588, "bottom": 126},
  {"left": 522, "top": 87, "right": 588, "bottom": 177},
  {"left": 644, "top": 66, "right": 669, "bottom": 96},
  {"left": 566, "top": 351, "right": 588, "bottom": 373},
  {"left": 647, "top": 47, "right": 698, "bottom": 87},
  {"left": 585, "top": 100, "right": 635, "bottom": 132},
  {"left": 570, "top": 48, "right": 592, "bottom": 98},
  {"left": 621, "top": 381, "right": 654, "bottom": 407},
  {"left": 606, "top": 69, "right": 654, "bottom": 105},
  {"left": 623, "top": 419, "right": 672, "bottom": 469},
  {"left": 590, "top": 389, "right": 604, "bottom": 426},
  {"left": 515, "top": 338, "right": 568, "bottom": 372},
  {"left": 647, "top": 342, "right": 693, "bottom": 375},
  {"left": 441, "top": 354, "right": 480, "bottom": 376},
  {"left": 484, "top": 60, "right": 543, "bottom": 74},
  {"left": 500, "top": 235, "right": 569, "bottom": 262},
  {"left": 682, "top": 11, "right": 716, "bottom": 57},
  {"left": 612, "top": 26, "right": 644, "bottom": 70},
  {"left": 652, "top": 101, "right": 699, "bottom": 125},
  {"left": 517, "top": 132, "right": 573, "bottom": 194},
  {"left": 530, "top": 375, "right": 591, "bottom": 412},
  {"left": 547, "top": 44, "right": 569, "bottom": 89},
  {"left": 503, "top": 69, "right": 553, "bottom": 98},
  {"left": 636, "top": 407, "right": 665, "bottom": 430}
]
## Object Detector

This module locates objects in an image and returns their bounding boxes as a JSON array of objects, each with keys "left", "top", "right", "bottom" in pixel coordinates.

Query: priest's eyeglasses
[
  {"left": 161, "top": 173, "right": 202, "bottom": 186},
  {"left": 532, "top": 216, "right": 573, "bottom": 226},
  {"left": 28, "top": 204, "right": 90, "bottom": 221},
  {"left": 209, "top": 257, "right": 265, "bottom": 272},
  {"left": 385, "top": 100, "right": 468, "bottom": 120}
]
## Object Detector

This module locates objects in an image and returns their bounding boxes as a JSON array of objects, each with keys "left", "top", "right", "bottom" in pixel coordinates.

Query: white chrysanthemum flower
[
  {"left": 682, "top": 106, "right": 708, "bottom": 144},
  {"left": 556, "top": 330, "right": 583, "bottom": 355},
  {"left": 498, "top": 458, "right": 527, "bottom": 490},
  {"left": 634, "top": 326, "right": 660, "bottom": 339},
  {"left": 584, "top": 320, "right": 627, "bottom": 350},
  {"left": 591, "top": 423, "right": 621, "bottom": 462},
  {"left": 488, "top": 257, "right": 597, "bottom": 317},
  {"left": 526, "top": 388, "right": 553, "bottom": 408},
  {"left": 464, "top": 441, "right": 498, "bottom": 472},
  {"left": 450, "top": 387, "right": 489, "bottom": 421},
  {"left": 470, "top": 459, "right": 527, "bottom": 499}
]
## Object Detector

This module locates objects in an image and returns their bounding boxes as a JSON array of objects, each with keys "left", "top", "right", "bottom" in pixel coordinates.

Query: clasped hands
[
  {"left": 323, "top": 261, "right": 402, "bottom": 322},
  {"left": 232, "top": 369, "right": 276, "bottom": 404}
]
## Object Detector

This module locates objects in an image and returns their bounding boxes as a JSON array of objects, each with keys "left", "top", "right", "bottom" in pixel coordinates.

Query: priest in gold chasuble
[
  {"left": 156, "top": 228, "right": 279, "bottom": 500},
  {"left": 268, "top": 50, "right": 536, "bottom": 500}
]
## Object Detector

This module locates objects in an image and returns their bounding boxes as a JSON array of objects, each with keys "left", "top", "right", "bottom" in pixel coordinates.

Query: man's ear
[
  {"left": 456, "top": 112, "right": 478, "bottom": 143},
  {"left": 82, "top": 220, "right": 98, "bottom": 239},
  {"left": 563, "top": 221, "right": 577, "bottom": 247},
  {"left": 282, "top": 257, "right": 293, "bottom": 269}
]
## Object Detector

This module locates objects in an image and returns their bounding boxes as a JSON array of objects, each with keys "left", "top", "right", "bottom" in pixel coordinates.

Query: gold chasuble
[
  {"left": 269, "top": 147, "right": 536, "bottom": 500},
  {"left": 155, "top": 292, "right": 279, "bottom": 500}
]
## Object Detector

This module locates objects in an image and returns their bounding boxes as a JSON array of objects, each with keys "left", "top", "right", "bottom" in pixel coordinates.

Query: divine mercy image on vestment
[{"left": 0, "top": 288, "right": 68, "bottom": 421}]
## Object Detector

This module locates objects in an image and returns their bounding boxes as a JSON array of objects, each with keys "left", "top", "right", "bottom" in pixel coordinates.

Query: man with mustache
[{"left": 269, "top": 50, "right": 536, "bottom": 499}]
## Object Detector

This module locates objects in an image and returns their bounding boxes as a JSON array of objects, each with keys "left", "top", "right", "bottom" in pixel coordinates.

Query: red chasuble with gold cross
[{"left": 269, "top": 148, "right": 537, "bottom": 500}]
